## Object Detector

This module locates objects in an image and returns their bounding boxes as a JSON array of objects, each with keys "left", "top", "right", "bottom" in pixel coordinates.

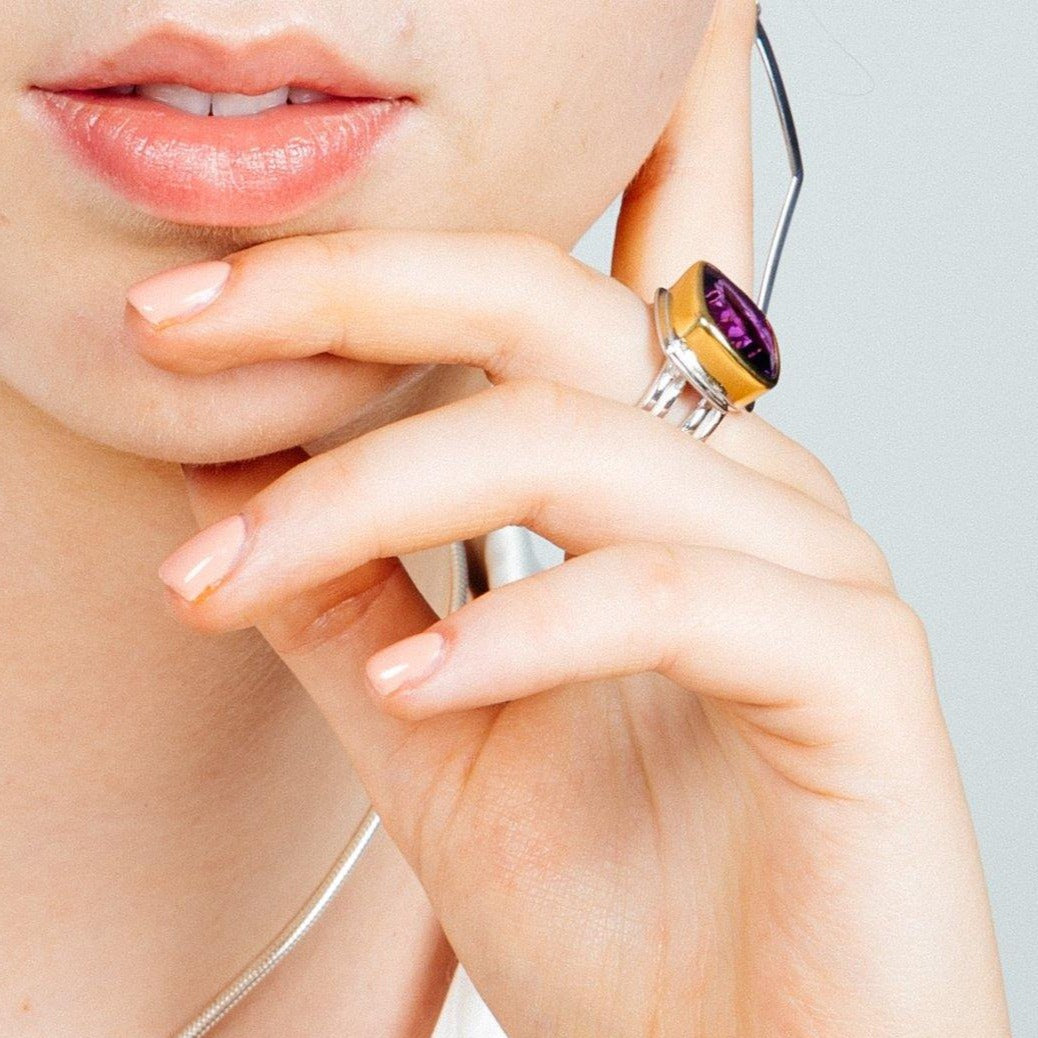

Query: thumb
[
  {"left": 611, "top": 0, "right": 758, "bottom": 299},
  {"left": 177, "top": 451, "right": 494, "bottom": 875}
]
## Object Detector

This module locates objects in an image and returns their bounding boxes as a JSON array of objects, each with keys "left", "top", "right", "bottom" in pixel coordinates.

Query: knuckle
[
  {"left": 487, "top": 377, "right": 603, "bottom": 530},
  {"left": 235, "top": 232, "right": 364, "bottom": 352},
  {"left": 316, "top": 436, "right": 366, "bottom": 489},
  {"left": 476, "top": 229, "right": 573, "bottom": 310},
  {"left": 287, "top": 233, "right": 357, "bottom": 313},
  {"left": 852, "top": 592, "right": 937, "bottom": 713},
  {"left": 754, "top": 420, "right": 853, "bottom": 518},
  {"left": 627, "top": 542, "right": 694, "bottom": 668},
  {"left": 481, "top": 378, "right": 569, "bottom": 527},
  {"left": 634, "top": 542, "right": 686, "bottom": 600},
  {"left": 482, "top": 233, "right": 575, "bottom": 382},
  {"left": 304, "top": 447, "right": 385, "bottom": 558},
  {"left": 801, "top": 454, "right": 853, "bottom": 517},
  {"left": 883, "top": 596, "right": 934, "bottom": 675},
  {"left": 260, "top": 559, "right": 403, "bottom": 658},
  {"left": 251, "top": 454, "right": 321, "bottom": 526},
  {"left": 496, "top": 228, "right": 569, "bottom": 270},
  {"left": 296, "top": 227, "right": 380, "bottom": 266},
  {"left": 287, "top": 230, "right": 342, "bottom": 267},
  {"left": 484, "top": 322, "right": 526, "bottom": 386},
  {"left": 846, "top": 524, "right": 897, "bottom": 591},
  {"left": 240, "top": 229, "right": 344, "bottom": 274},
  {"left": 491, "top": 374, "right": 583, "bottom": 436}
]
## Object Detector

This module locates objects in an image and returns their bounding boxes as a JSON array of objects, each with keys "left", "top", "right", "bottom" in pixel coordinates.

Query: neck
[
  {"left": 0, "top": 379, "right": 351, "bottom": 826},
  {"left": 0, "top": 380, "right": 452, "bottom": 1033}
]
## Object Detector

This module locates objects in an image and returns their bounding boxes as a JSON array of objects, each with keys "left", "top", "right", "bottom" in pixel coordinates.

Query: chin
[{"left": 37, "top": 352, "right": 437, "bottom": 465}]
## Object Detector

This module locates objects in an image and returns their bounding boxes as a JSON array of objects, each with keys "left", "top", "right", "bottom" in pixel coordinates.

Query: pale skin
[{"left": 0, "top": 0, "right": 1011, "bottom": 1035}]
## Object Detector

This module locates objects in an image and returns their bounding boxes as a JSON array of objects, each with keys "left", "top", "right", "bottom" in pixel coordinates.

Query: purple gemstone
[{"left": 702, "top": 263, "right": 779, "bottom": 385}]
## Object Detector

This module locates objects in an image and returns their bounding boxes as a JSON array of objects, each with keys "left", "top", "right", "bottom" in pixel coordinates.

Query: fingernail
[
  {"left": 365, "top": 632, "right": 446, "bottom": 696},
  {"left": 127, "top": 260, "right": 231, "bottom": 326},
  {"left": 159, "top": 513, "right": 247, "bottom": 603}
]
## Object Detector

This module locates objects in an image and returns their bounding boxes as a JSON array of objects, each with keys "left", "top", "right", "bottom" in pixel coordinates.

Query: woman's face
[{"left": 0, "top": 0, "right": 709, "bottom": 464}]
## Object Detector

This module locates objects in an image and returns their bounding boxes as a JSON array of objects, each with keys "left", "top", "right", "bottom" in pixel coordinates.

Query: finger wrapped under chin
[{"left": 154, "top": 379, "right": 890, "bottom": 640}]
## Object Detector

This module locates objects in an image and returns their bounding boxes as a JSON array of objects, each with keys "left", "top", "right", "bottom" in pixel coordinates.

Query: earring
[{"left": 746, "top": 4, "right": 803, "bottom": 410}]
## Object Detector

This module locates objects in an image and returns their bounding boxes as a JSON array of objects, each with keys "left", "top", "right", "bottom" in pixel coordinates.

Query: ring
[
  {"left": 636, "top": 5, "right": 803, "bottom": 441},
  {"left": 638, "top": 259, "right": 780, "bottom": 441}
]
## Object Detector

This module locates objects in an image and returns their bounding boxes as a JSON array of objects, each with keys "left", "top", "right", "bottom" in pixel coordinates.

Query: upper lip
[{"left": 31, "top": 24, "right": 412, "bottom": 99}]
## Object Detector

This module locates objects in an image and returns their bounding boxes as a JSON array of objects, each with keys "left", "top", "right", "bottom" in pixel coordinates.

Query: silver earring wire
[
  {"left": 754, "top": 4, "right": 803, "bottom": 316},
  {"left": 747, "top": 3, "right": 803, "bottom": 410}
]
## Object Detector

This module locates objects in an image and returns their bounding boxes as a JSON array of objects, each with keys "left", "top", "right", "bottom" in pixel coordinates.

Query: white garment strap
[{"left": 482, "top": 524, "right": 564, "bottom": 589}]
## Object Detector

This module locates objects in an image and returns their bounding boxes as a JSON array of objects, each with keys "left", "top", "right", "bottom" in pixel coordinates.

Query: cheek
[{"left": 434, "top": 0, "right": 710, "bottom": 246}]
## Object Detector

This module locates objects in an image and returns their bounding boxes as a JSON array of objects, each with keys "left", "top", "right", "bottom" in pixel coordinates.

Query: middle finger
[{"left": 155, "top": 378, "right": 892, "bottom": 631}]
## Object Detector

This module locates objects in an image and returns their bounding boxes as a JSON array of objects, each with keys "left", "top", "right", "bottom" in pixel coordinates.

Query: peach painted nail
[
  {"left": 365, "top": 632, "right": 446, "bottom": 696},
  {"left": 158, "top": 514, "right": 247, "bottom": 603},
  {"left": 126, "top": 260, "right": 231, "bottom": 326}
]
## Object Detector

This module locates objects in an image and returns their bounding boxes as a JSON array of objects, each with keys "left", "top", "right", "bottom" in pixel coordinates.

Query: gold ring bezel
[{"left": 667, "top": 261, "right": 779, "bottom": 408}]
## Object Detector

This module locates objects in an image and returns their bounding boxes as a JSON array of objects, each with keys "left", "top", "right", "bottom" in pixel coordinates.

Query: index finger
[{"left": 123, "top": 230, "right": 848, "bottom": 515}]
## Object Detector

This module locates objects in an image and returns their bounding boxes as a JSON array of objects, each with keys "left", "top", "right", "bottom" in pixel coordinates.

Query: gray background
[{"left": 564, "top": 1, "right": 1036, "bottom": 1031}]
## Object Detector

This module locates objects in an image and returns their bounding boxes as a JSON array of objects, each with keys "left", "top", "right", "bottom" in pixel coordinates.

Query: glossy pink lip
[{"left": 24, "top": 29, "right": 415, "bottom": 227}]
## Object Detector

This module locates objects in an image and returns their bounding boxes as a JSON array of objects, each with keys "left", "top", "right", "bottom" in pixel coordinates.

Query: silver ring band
[{"left": 637, "top": 287, "right": 732, "bottom": 441}]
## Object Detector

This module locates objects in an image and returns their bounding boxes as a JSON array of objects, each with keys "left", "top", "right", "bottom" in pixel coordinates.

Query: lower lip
[{"left": 26, "top": 88, "right": 410, "bottom": 226}]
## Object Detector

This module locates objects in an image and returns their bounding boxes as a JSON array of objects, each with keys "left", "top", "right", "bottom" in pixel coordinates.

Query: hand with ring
[{"left": 124, "top": 3, "right": 1009, "bottom": 1035}]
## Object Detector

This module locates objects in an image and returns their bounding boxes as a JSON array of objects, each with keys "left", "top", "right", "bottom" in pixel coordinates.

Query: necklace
[{"left": 170, "top": 540, "right": 473, "bottom": 1038}]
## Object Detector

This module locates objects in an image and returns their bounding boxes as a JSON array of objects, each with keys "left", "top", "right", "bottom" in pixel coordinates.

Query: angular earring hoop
[
  {"left": 745, "top": 4, "right": 803, "bottom": 411},
  {"left": 753, "top": 3, "right": 804, "bottom": 317}
]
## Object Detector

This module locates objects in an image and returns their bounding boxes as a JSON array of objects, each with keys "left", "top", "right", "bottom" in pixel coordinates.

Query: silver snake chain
[
  {"left": 170, "top": 8, "right": 802, "bottom": 1034},
  {"left": 170, "top": 540, "right": 471, "bottom": 1037}
]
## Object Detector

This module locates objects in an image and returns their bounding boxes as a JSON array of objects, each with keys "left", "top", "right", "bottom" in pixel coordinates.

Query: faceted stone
[{"left": 702, "top": 263, "right": 779, "bottom": 385}]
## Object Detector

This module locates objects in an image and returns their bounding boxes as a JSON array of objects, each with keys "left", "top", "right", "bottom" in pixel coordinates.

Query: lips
[{"left": 23, "top": 29, "right": 415, "bottom": 227}]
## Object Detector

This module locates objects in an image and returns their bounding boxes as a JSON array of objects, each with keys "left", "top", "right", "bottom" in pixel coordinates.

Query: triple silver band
[{"left": 638, "top": 286, "right": 729, "bottom": 441}]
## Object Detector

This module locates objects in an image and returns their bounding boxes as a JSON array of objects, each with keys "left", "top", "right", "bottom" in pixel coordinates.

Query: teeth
[
  {"left": 211, "top": 86, "right": 289, "bottom": 117},
  {"left": 287, "top": 88, "right": 332, "bottom": 104},
  {"left": 137, "top": 82, "right": 213, "bottom": 116},
  {"left": 131, "top": 83, "right": 326, "bottom": 116}
]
